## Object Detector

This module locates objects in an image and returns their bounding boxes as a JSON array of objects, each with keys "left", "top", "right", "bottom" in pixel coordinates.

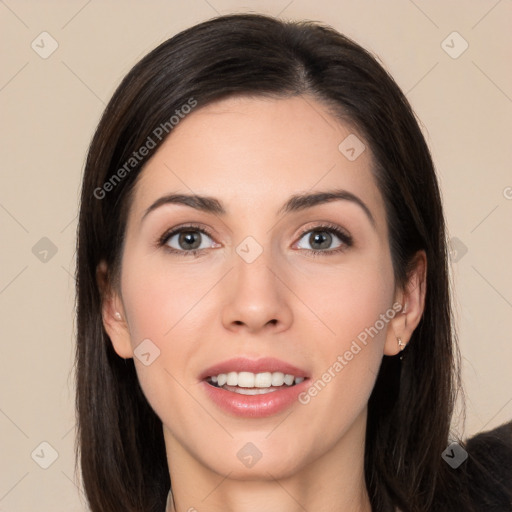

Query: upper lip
[{"left": 199, "top": 357, "right": 309, "bottom": 380}]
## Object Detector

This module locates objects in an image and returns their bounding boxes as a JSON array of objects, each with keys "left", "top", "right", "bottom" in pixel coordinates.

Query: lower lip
[{"left": 201, "top": 379, "right": 309, "bottom": 418}]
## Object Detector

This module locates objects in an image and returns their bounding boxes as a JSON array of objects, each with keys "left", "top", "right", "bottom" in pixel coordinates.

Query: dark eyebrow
[
  {"left": 141, "top": 188, "right": 376, "bottom": 229},
  {"left": 142, "top": 194, "right": 226, "bottom": 222},
  {"left": 277, "top": 189, "right": 376, "bottom": 229}
]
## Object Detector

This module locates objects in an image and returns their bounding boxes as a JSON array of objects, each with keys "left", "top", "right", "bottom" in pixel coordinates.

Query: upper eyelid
[{"left": 297, "top": 222, "right": 351, "bottom": 239}]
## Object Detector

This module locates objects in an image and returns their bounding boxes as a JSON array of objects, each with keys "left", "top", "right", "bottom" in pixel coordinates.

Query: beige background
[{"left": 1, "top": 1, "right": 511, "bottom": 510}]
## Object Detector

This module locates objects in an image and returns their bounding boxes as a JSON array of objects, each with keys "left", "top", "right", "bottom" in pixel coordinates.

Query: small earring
[
  {"left": 397, "top": 337, "right": 405, "bottom": 360},
  {"left": 114, "top": 312, "right": 122, "bottom": 320}
]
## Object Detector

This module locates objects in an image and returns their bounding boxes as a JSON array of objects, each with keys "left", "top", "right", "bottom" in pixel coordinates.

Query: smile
[
  {"left": 200, "top": 358, "right": 310, "bottom": 417},
  {"left": 207, "top": 371, "right": 305, "bottom": 395}
]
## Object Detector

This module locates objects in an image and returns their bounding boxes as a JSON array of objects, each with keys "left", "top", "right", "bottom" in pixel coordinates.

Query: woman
[{"left": 74, "top": 13, "right": 512, "bottom": 512}]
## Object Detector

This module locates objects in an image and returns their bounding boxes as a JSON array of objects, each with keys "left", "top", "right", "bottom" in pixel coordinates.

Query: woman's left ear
[{"left": 384, "top": 250, "right": 427, "bottom": 356}]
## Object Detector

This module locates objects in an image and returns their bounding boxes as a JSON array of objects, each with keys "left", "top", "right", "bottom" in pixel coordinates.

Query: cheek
[
  {"left": 119, "top": 261, "right": 205, "bottom": 439},
  {"left": 293, "top": 278, "right": 394, "bottom": 452},
  {"left": 294, "top": 252, "right": 395, "bottom": 351},
  {"left": 120, "top": 249, "right": 213, "bottom": 344},
  {"left": 294, "top": 251, "right": 395, "bottom": 403},
  {"left": 118, "top": 249, "right": 220, "bottom": 405}
]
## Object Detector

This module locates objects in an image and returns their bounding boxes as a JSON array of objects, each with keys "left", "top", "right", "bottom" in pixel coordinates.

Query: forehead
[{"left": 129, "top": 95, "right": 387, "bottom": 233}]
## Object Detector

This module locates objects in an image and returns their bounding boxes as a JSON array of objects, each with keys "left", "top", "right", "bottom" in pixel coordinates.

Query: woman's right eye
[{"left": 160, "top": 225, "right": 218, "bottom": 257}]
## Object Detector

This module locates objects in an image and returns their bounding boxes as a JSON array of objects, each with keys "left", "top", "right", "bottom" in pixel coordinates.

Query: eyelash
[{"left": 157, "top": 222, "right": 353, "bottom": 258}]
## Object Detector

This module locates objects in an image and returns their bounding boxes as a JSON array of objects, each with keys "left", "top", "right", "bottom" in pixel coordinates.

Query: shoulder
[{"left": 464, "top": 420, "right": 512, "bottom": 511}]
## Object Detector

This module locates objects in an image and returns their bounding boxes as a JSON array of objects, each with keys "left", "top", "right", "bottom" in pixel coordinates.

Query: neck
[{"left": 164, "top": 409, "right": 372, "bottom": 512}]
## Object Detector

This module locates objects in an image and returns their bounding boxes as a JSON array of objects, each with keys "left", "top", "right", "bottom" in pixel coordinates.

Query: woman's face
[{"left": 104, "top": 95, "right": 409, "bottom": 480}]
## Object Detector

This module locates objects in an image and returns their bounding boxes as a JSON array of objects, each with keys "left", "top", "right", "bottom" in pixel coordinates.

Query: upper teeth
[{"left": 210, "top": 371, "right": 304, "bottom": 388}]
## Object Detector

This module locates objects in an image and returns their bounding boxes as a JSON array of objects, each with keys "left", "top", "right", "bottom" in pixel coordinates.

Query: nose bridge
[
  {"left": 233, "top": 233, "right": 278, "bottom": 297},
  {"left": 220, "top": 232, "right": 292, "bottom": 332}
]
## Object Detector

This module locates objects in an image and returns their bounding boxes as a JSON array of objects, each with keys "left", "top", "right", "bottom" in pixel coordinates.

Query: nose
[{"left": 220, "top": 247, "right": 293, "bottom": 335}]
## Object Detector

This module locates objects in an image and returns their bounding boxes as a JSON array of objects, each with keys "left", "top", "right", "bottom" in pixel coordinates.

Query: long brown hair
[{"left": 75, "top": 13, "right": 471, "bottom": 511}]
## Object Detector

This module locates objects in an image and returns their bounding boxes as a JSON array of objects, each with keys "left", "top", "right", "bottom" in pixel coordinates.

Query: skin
[{"left": 99, "top": 95, "right": 426, "bottom": 512}]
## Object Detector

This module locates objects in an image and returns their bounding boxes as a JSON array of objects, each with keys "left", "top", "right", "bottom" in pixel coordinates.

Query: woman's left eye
[{"left": 295, "top": 225, "right": 353, "bottom": 255}]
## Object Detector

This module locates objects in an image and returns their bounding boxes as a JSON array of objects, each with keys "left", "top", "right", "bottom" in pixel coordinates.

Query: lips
[
  {"left": 199, "top": 357, "right": 310, "bottom": 418},
  {"left": 199, "top": 357, "right": 309, "bottom": 381}
]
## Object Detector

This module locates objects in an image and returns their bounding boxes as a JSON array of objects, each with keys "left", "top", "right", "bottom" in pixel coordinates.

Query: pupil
[
  {"left": 180, "top": 231, "right": 201, "bottom": 250},
  {"left": 311, "top": 231, "right": 331, "bottom": 250}
]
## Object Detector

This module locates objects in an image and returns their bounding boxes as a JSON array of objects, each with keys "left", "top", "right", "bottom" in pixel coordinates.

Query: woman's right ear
[{"left": 96, "top": 260, "right": 133, "bottom": 359}]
